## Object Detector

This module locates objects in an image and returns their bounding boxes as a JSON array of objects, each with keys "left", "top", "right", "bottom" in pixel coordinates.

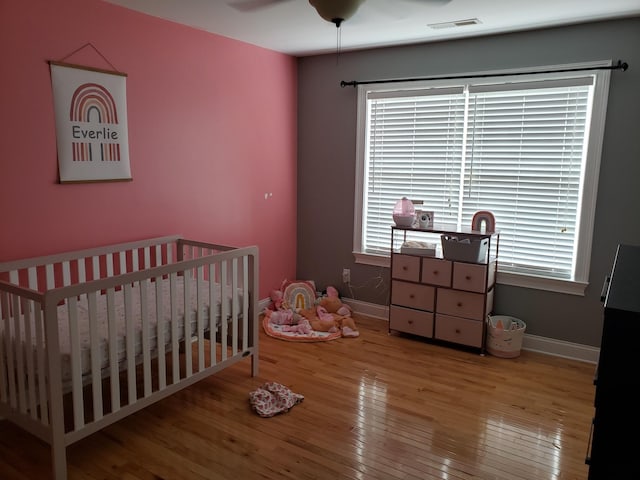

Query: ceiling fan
[{"left": 231, "top": 0, "right": 451, "bottom": 28}]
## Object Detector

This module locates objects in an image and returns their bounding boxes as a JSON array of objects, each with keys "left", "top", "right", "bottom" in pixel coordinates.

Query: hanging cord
[
  {"left": 341, "top": 60, "right": 629, "bottom": 87},
  {"left": 335, "top": 20, "right": 343, "bottom": 65},
  {"left": 55, "top": 42, "right": 121, "bottom": 73}
]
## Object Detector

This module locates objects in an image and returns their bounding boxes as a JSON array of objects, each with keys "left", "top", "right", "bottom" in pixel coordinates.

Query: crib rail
[
  {"left": 0, "top": 235, "right": 181, "bottom": 293},
  {"left": 0, "top": 236, "right": 259, "bottom": 480}
]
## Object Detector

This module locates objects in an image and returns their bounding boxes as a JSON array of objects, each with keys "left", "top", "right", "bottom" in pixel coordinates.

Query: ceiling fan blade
[{"left": 229, "top": 0, "right": 292, "bottom": 12}]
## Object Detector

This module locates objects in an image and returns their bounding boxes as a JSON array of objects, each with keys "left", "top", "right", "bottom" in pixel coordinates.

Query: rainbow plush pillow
[{"left": 280, "top": 279, "right": 317, "bottom": 311}]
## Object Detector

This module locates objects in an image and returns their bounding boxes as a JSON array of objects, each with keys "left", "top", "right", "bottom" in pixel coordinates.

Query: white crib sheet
[{"left": 3, "top": 276, "right": 242, "bottom": 384}]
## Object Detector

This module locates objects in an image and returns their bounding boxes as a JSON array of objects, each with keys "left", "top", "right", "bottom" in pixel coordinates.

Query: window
[{"left": 353, "top": 62, "right": 612, "bottom": 295}]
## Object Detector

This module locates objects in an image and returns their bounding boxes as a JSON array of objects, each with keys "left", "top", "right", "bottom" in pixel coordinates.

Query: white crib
[{"left": 0, "top": 235, "right": 259, "bottom": 479}]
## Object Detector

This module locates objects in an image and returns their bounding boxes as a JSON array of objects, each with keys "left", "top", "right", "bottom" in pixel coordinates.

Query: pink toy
[
  {"left": 266, "top": 309, "right": 298, "bottom": 325},
  {"left": 269, "top": 289, "right": 285, "bottom": 311},
  {"left": 316, "top": 305, "right": 335, "bottom": 323},
  {"left": 322, "top": 286, "right": 353, "bottom": 317},
  {"left": 281, "top": 319, "right": 313, "bottom": 335}
]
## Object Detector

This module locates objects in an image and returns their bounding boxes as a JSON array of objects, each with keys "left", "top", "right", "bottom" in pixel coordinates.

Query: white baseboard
[
  {"left": 258, "top": 297, "right": 272, "bottom": 312},
  {"left": 341, "top": 298, "right": 599, "bottom": 364},
  {"left": 260, "top": 296, "right": 599, "bottom": 364}
]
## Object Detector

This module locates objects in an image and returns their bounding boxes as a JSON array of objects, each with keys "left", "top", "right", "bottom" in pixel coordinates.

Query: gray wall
[{"left": 296, "top": 18, "right": 640, "bottom": 347}]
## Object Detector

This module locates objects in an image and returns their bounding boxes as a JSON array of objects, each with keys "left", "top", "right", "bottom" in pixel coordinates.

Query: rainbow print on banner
[{"left": 50, "top": 62, "right": 131, "bottom": 183}]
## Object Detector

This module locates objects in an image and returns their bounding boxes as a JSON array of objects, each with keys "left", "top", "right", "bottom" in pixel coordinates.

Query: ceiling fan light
[{"left": 308, "top": 0, "right": 365, "bottom": 25}]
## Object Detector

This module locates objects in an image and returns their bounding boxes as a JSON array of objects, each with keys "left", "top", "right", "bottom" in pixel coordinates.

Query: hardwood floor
[{"left": 0, "top": 314, "right": 596, "bottom": 480}]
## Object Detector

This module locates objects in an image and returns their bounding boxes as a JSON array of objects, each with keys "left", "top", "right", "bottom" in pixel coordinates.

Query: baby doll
[{"left": 281, "top": 319, "right": 313, "bottom": 335}]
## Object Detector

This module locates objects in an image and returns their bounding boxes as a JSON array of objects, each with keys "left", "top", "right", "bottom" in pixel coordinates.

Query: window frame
[{"left": 352, "top": 61, "right": 612, "bottom": 296}]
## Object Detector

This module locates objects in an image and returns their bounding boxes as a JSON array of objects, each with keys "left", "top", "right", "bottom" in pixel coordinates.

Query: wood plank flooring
[{"left": 0, "top": 314, "right": 596, "bottom": 479}]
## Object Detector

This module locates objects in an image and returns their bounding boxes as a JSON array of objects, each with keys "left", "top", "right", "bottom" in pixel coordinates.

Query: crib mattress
[{"left": 3, "top": 277, "right": 242, "bottom": 384}]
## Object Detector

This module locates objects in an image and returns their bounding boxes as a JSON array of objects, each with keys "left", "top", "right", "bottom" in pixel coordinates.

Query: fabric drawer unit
[
  {"left": 421, "top": 257, "right": 452, "bottom": 287},
  {"left": 436, "top": 288, "right": 491, "bottom": 321},
  {"left": 389, "top": 226, "right": 499, "bottom": 353},
  {"left": 391, "top": 280, "right": 435, "bottom": 311},
  {"left": 389, "top": 305, "right": 434, "bottom": 338},
  {"left": 452, "top": 262, "right": 489, "bottom": 293},
  {"left": 392, "top": 254, "right": 421, "bottom": 282},
  {"left": 434, "top": 314, "right": 484, "bottom": 348}
]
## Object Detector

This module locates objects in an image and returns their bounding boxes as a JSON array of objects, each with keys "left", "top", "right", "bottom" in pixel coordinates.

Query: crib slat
[
  {"left": 68, "top": 297, "right": 85, "bottom": 429},
  {"left": 22, "top": 297, "right": 38, "bottom": 419},
  {"left": 132, "top": 249, "right": 139, "bottom": 272},
  {"left": 197, "top": 266, "right": 205, "bottom": 372},
  {"left": 45, "top": 264, "right": 54, "bottom": 289},
  {"left": 140, "top": 279, "right": 152, "bottom": 397},
  {"left": 124, "top": 283, "right": 136, "bottom": 405},
  {"left": 34, "top": 301, "right": 49, "bottom": 425},
  {"left": 144, "top": 247, "right": 151, "bottom": 270},
  {"left": 106, "top": 253, "right": 114, "bottom": 278},
  {"left": 62, "top": 261, "right": 71, "bottom": 287},
  {"left": 231, "top": 258, "right": 238, "bottom": 356},
  {"left": 184, "top": 272, "right": 192, "bottom": 377},
  {"left": 92, "top": 255, "right": 99, "bottom": 281},
  {"left": 221, "top": 262, "right": 228, "bottom": 362},
  {"left": 209, "top": 263, "right": 217, "bottom": 365},
  {"left": 12, "top": 294, "right": 27, "bottom": 413},
  {"left": 27, "top": 267, "right": 37, "bottom": 290},
  {"left": 155, "top": 245, "right": 162, "bottom": 269},
  {"left": 78, "top": 258, "right": 86, "bottom": 286},
  {"left": 106, "top": 288, "right": 120, "bottom": 412},
  {"left": 170, "top": 273, "right": 179, "bottom": 383},
  {"left": 25, "top": 271, "right": 39, "bottom": 417},
  {"left": 88, "top": 292, "right": 103, "bottom": 421},
  {"left": 242, "top": 256, "right": 249, "bottom": 350},
  {"left": 0, "top": 292, "right": 10, "bottom": 403},
  {"left": 155, "top": 276, "right": 166, "bottom": 389}
]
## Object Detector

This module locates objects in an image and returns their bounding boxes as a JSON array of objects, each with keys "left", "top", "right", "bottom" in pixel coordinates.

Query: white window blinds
[{"left": 362, "top": 75, "right": 597, "bottom": 281}]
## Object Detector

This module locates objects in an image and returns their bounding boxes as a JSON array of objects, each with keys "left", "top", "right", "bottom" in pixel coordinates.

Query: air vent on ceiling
[{"left": 428, "top": 18, "right": 481, "bottom": 30}]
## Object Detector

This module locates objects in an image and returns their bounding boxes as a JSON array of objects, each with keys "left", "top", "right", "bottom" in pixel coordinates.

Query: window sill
[{"left": 353, "top": 252, "right": 588, "bottom": 296}]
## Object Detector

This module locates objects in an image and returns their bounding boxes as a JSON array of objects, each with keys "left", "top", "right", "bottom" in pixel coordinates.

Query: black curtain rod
[{"left": 340, "top": 60, "right": 628, "bottom": 88}]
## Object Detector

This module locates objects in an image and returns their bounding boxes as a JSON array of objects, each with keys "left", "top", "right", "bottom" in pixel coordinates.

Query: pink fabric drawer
[
  {"left": 421, "top": 257, "right": 452, "bottom": 287},
  {"left": 434, "top": 314, "right": 484, "bottom": 348},
  {"left": 436, "top": 288, "right": 487, "bottom": 320},
  {"left": 452, "top": 262, "right": 487, "bottom": 293},
  {"left": 392, "top": 254, "right": 421, "bottom": 282},
  {"left": 391, "top": 280, "right": 435, "bottom": 311},
  {"left": 390, "top": 305, "right": 434, "bottom": 338}
]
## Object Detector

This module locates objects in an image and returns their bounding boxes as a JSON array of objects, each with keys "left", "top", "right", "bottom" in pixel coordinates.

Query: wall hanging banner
[{"left": 49, "top": 62, "right": 131, "bottom": 183}]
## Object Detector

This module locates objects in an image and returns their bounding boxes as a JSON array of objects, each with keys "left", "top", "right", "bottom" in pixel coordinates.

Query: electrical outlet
[{"left": 342, "top": 268, "right": 351, "bottom": 283}]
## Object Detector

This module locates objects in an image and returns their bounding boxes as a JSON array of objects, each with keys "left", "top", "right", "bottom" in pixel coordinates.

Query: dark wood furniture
[{"left": 587, "top": 243, "right": 640, "bottom": 478}]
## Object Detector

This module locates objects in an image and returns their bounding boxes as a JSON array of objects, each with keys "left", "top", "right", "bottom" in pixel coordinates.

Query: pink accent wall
[{"left": 0, "top": 0, "right": 298, "bottom": 299}]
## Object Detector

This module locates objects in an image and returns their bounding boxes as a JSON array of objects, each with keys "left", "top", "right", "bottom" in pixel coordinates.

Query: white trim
[
  {"left": 258, "top": 297, "right": 272, "bottom": 313},
  {"left": 343, "top": 298, "right": 599, "bottom": 364},
  {"left": 353, "top": 251, "right": 589, "bottom": 295},
  {"left": 261, "top": 295, "right": 599, "bottom": 362},
  {"left": 496, "top": 271, "right": 588, "bottom": 296},
  {"left": 353, "top": 60, "right": 613, "bottom": 290}
]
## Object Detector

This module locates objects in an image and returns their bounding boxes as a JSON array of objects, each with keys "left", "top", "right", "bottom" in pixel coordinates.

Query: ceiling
[{"left": 102, "top": 0, "right": 640, "bottom": 57}]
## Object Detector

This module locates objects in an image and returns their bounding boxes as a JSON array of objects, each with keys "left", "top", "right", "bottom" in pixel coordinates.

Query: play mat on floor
[
  {"left": 262, "top": 315, "right": 342, "bottom": 342},
  {"left": 261, "top": 280, "right": 359, "bottom": 343}
]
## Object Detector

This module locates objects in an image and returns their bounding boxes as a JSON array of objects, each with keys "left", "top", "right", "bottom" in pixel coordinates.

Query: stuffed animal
[
  {"left": 297, "top": 307, "right": 338, "bottom": 333},
  {"left": 296, "top": 303, "right": 359, "bottom": 338},
  {"left": 319, "top": 286, "right": 353, "bottom": 317},
  {"left": 319, "top": 286, "right": 359, "bottom": 337}
]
